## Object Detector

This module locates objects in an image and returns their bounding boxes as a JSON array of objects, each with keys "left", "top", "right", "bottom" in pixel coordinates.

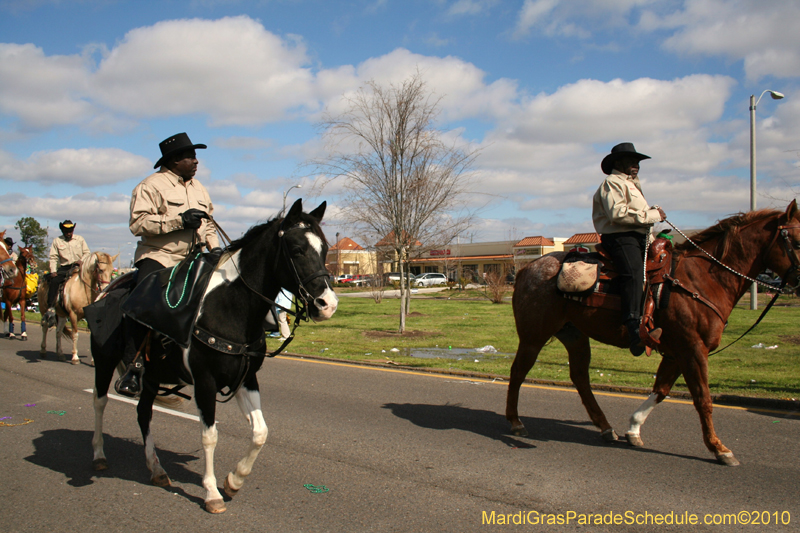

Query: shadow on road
[
  {"left": 381, "top": 402, "right": 720, "bottom": 464},
  {"left": 25, "top": 429, "right": 205, "bottom": 505}
]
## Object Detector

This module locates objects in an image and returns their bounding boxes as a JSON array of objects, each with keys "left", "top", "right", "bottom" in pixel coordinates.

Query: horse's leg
[
  {"left": 55, "top": 315, "right": 65, "bottom": 361},
  {"left": 92, "top": 335, "right": 119, "bottom": 470},
  {"left": 625, "top": 356, "right": 681, "bottom": 447},
  {"left": 69, "top": 311, "right": 80, "bottom": 364},
  {"left": 223, "top": 379, "right": 268, "bottom": 500},
  {"left": 18, "top": 296, "right": 26, "bottom": 340},
  {"left": 7, "top": 303, "right": 15, "bottom": 339},
  {"left": 194, "top": 373, "right": 226, "bottom": 513},
  {"left": 559, "top": 326, "right": 617, "bottom": 441},
  {"left": 137, "top": 380, "right": 171, "bottom": 486},
  {"left": 506, "top": 336, "right": 549, "bottom": 437},
  {"left": 39, "top": 314, "right": 47, "bottom": 356}
]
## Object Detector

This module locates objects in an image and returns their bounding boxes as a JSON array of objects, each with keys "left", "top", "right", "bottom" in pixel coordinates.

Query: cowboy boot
[
  {"left": 626, "top": 318, "right": 646, "bottom": 357},
  {"left": 115, "top": 361, "right": 143, "bottom": 398}
]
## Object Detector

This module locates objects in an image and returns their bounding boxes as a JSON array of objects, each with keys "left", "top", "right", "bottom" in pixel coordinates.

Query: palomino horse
[
  {"left": 38, "top": 251, "right": 117, "bottom": 364},
  {"left": 507, "top": 201, "right": 800, "bottom": 466},
  {"left": 91, "top": 200, "right": 338, "bottom": 514},
  {"left": 2, "top": 246, "right": 36, "bottom": 340}
]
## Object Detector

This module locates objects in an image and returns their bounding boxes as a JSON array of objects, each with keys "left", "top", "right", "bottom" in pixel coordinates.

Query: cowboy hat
[
  {"left": 601, "top": 142, "right": 650, "bottom": 175},
  {"left": 153, "top": 132, "right": 207, "bottom": 169},
  {"left": 4, "top": 237, "right": 13, "bottom": 248},
  {"left": 59, "top": 220, "right": 76, "bottom": 233}
]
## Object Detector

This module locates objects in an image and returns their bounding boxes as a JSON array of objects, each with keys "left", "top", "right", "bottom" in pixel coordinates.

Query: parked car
[
  {"left": 335, "top": 274, "right": 353, "bottom": 283},
  {"left": 383, "top": 272, "right": 417, "bottom": 283},
  {"left": 347, "top": 274, "right": 375, "bottom": 287},
  {"left": 415, "top": 272, "right": 448, "bottom": 287}
]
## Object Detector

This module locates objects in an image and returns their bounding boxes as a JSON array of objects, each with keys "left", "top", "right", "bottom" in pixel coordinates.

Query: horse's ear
[
  {"left": 786, "top": 199, "right": 798, "bottom": 220},
  {"left": 285, "top": 198, "right": 303, "bottom": 224},
  {"left": 308, "top": 201, "right": 326, "bottom": 222},
  {"left": 111, "top": 253, "right": 120, "bottom": 263}
]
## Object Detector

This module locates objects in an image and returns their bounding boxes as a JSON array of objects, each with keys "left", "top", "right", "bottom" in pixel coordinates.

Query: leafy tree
[
  {"left": 15, "top": 217, "right": 49, "bottom": 272},
  {"left": 312, "top": 71, "right": 479, "bottom": 332}
]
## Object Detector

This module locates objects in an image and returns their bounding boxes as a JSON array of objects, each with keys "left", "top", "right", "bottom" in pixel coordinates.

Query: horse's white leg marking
[
  {"left": 144, "top": 431, "right": 168, "bottom": 483},
  {"left": 626, "top": 392, "right": 659, "bottom": 438},
  {"left": 202, "top": 422, "right": 224, "bottom": 504},
  {"left": 226, "top": 388, "right": 268, "bottom": 493},
  {"left": 92, "top": 391, "right": 108, "bottom": 464},
  {"left": 71, "top": 316, "right": 80, "bottom": 362},
  {"left": 196, "top": 251, "right": 241, "bottom": 321}
]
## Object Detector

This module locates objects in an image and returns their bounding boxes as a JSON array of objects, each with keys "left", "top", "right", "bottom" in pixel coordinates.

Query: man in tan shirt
[
  {"left": 117, "top": 132, "right": 220, "bottom": 397},
  {"left": 592, "top": 143, "right": 666, "bottom": 356},
  {"left": 44, "top": 220, "right": 91, "bottom": 326}
]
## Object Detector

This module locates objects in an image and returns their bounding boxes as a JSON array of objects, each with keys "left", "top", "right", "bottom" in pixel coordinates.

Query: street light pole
[
  {"left": 749, "top": 89, "right": 785, "bottom": 310},
  {"left": 282, "top": 184, "right": 303, "bottom": 212}
]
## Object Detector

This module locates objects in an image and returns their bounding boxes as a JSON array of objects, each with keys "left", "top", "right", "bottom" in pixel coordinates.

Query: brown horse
[
  {"left": 38, "top": 251, "right": 117, "bottom": 364},
  {"left": 506, "top": 200, "right": 800, "bottom": 466},
  {"left": 2, "top": 246, "right": 36, "bottom": 340}
]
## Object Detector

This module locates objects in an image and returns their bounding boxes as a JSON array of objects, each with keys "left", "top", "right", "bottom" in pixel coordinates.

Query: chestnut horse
[
  {"left": 38, "top": 251, "right": 117, "bottom": 364},
  {"left": 2, "top": 245, "right": 36, "bottom": 340},
  {"left": 507, "top": 200, "right": 800, "bottom": 466}
]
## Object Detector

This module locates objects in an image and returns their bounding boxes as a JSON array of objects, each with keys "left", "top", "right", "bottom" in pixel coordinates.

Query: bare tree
[{"left": 312, "top": 71, "right": 479, "bottom": 332}]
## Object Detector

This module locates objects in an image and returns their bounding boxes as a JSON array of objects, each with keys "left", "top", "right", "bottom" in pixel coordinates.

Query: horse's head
[
  {"left": 0, "top": 231, "right": 19, "bottom": 280},
  {"left": 19, "top": 246, "right": 36, "bottom": 267},
  {"left": 277, "top": 199, "right": 338, "bottom": 321},
  {"left": 766, "top": 200, "right": 800, "bottom": 296},
  {"left": 85, "top": 251, "right": 118, "bottom": 292}
]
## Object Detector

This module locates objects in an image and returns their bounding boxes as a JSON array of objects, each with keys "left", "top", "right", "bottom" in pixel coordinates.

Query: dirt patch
[
  {"left": 779, "top": 335, "right": 800, "bottom": 345},
  {"left": 364, "top": 329, "right": 439, "bottom": 338},
  {"left": 408, "top": 311, "right": 424, "bottom": 317}
]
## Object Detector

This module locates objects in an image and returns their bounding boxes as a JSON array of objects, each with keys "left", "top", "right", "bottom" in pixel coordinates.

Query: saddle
[{"left": 557, "top": 236, "right": 674, "bottom": 353}]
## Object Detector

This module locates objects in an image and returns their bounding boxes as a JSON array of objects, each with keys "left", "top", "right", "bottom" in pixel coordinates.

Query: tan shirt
[
  {"left": 130, "top": 169, "right": 219, "bottom": 268},
  {"left": 592, "top": 170, "right": 661, "bottom": 235},
  {"left": 49, "top": 234, "right": 90, "bottom": 272}
]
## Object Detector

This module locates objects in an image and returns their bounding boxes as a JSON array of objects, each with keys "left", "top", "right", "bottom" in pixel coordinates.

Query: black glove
[
  {"left": 180, "top": 208, "right": 208, "bottom": 230},
  {"left": 48, "top": 272, "right": 58, "bottom": 280},
  {"left": 209, "top": 247, "right": 222, "bottom": 254}
]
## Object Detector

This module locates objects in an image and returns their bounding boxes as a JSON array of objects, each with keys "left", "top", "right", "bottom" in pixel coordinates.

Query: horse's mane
[
  {"left": 674, "top": 208, "right": 781, "bottom": 262},
  {"left": 227, "top": 213, "right": 326, "bottom": 253}
]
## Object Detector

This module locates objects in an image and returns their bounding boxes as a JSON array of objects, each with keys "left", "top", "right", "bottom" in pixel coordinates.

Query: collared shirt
[
  {"left": 130, "top": 168, "right": 219, "bottom": 268},
  {"left": 49, "top": 234, "right": 90, "bottom": 272},
  {"left": 592, "top": 169, "right": 662, "bottom": 235}
]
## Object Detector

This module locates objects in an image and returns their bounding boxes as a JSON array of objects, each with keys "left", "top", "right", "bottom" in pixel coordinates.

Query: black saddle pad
[{"left": 121, "top": 253, "right": 219, "bottom": 348}]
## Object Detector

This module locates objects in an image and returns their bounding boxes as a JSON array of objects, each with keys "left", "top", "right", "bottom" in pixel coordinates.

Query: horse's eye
[{"left": 290, "top": 246, "right": 303, "bottom": 256}]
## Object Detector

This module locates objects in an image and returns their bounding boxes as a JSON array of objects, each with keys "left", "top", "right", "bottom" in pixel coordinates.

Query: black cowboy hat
[
  {"left": 4, "top": 237, "right": 13, "bottom": 248},
  {"left": 153, "top": 132, "right": 207, "bottom": 169},
  {"left": 59, "top": 220, "right": 76, "bottom": 233},
  {"left": 601, "top": 142, "right": 651, "bottom": 175}
]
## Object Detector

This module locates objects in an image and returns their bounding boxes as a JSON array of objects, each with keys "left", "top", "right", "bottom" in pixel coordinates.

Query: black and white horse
[{"left": 91, "top": 200, "right": 338, "bottom": 513}]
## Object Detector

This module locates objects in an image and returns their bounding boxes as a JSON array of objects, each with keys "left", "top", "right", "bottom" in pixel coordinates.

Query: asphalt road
[{"left": 1, "top": 324, "right": 799, "bottom": 532}]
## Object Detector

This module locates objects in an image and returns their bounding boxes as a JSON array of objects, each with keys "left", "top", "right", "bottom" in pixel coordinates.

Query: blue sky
[{"left": 1, "top": 0, "right": 798, "bottom": 265}]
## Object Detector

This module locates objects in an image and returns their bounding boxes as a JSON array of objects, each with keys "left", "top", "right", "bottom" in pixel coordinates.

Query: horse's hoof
[
  {"left": 93, "top": 458, "right": 108, "bottom": 471},
  {"left": 21, "top": 335, "right": 27, "bottom": 341},
  {"left": 8, "top": 334, "right": 15, "bottom": 339},
  {"left": 71, "top": 358, "right": 80, "bottom": 365},
  {"left": 716, "top": 452, "right": 740, "bottom": 466},
  {"left": 205, "top": 499, "right": 227, "bottom": 514},
  {"left": 151, "top": 473, "right": 171, "bottom": 487},
  {"left": 57, "top": 354, "right": 66, "bottom": 362},
  {"left": 510, "top": 425, "right": 528, "bottom": 437},
  {"left": 625, "top": 433, "right": 644, "bottom": 447},
  {"left": 223, "top": 475, "right": 240, "bottom": 499},
  {"left": 601, "top": 428, "right": 618, "bottom": 442}
]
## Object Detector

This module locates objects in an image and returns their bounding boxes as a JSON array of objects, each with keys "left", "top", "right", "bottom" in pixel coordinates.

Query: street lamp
[
  {"left": 749, "top": 89, "right": 785, "bottom": 310},
  {"left": 282, "top": 184, "right": 303, "bottom": 212}
]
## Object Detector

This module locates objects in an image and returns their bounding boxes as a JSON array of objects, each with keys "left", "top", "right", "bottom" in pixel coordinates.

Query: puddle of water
[{"left": 401, "top": 347, "right": 514, "bottom": 361}]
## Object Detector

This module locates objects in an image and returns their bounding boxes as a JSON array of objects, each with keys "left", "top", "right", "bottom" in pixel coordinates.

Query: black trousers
[
  {"left": 600, "top": 231, "right": 647, "bottom": 323},
  {"left": 47, "top": 263, "right": 77, "bottom": 308},
  {"left": 121, "top": 258, "right": 166, "bottom": 367}
]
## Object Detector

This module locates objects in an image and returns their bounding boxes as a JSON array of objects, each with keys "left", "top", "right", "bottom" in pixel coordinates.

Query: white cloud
[
  {"left": 447, "top": 0, "right": 499, "bottom": 16},
  {"left": 645, "top": 0, "right": 800, "bottom": 81},
  {"left": 0, "top": 148, "right": 151, "bottom": 187},
  {"left": 0, "top": 192, "right": 130, "bottom": 225},
  {"left": 0, "top": 43, "right": 94, "bottom": 130}
]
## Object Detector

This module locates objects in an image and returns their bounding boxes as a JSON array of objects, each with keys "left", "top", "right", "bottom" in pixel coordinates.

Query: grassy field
[{"left": 276, "top": 288, "right": 800, "bottom": 401}]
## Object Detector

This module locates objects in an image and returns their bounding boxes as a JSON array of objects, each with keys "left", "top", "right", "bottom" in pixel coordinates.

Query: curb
[{"left": 279, "top": 351, "right": 800, "bottom": 413}]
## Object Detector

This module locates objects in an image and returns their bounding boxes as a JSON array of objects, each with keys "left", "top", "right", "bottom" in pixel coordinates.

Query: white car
[{"left": 415, "top": 273, "right": 448, "bottom": 287}]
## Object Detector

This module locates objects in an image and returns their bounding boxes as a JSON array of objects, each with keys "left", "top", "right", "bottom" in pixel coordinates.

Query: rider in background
[
  {"left": 592, "top": 143, "right": 666, "bottom": 356},
  {"left": 116, "top": 132, "right": 220, "bottom": 397},
  {"left": 4, "top": 237, "right": 18, "bottom": 263},
  {"left": 44, "top": 221, "right": 90, "bottom": 327}
]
